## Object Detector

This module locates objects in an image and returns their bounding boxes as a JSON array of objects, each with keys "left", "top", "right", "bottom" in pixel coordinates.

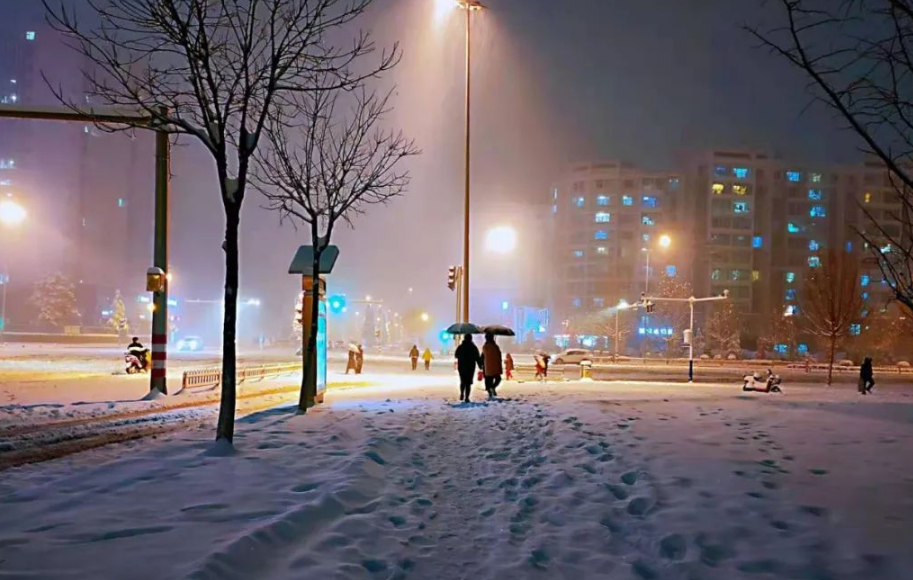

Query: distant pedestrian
[
  {"left": 345, "top": 343, "right": 358, "bottom": 374},
  {"left": 455, "top": 334, "right": 481, "bottom": 402},
  {"left": 356, "top": 344, "right": 365, "bottom": 375},
  {"left": 423, "top": 347, "right": 434, "bottom": 370},
  {"left": 859, "top": 356, "right": 875, "bottom": 395},
  {"left": 534, "top": 354, "right": 545, "bottom": 380},
  {"left": 542, "top": 353, "right": 551, "bottom": 378},
  {"left": 482, "top": 332, "right": 503, "bottom": 399},
  {"left": 409, "top": 344, "right": 420, "bottom": 371},
  {"left": 505, "top": 353, "right": 514, "bottom": 381}
]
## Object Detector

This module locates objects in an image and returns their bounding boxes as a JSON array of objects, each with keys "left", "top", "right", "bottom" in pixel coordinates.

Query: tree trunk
[
  {"left": 298, "top": 253, "right": 322, "bottom": 413},
  {"left": 827, "top": 335, "right": 837, "bottom": 386},
  {"left": 216, "top": 204, "right": 241, "bottom": 442}
]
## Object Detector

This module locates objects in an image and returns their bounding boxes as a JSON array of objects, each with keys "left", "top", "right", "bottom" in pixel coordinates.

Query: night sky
[{"left": 2, "top": 0, "right": 860, "bottom": 334}]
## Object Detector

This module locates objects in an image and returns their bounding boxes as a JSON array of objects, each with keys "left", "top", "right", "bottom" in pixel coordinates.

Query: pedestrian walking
[
  {"left": 423, "top": 347, "right": 434, "bottom": 370},
  {"left": 542, "top": 353, "right": 551, "bottom": 378},
  {"left": 455, "top": 334, "right": 481, "bottom": 402},
  {"left": 504, "top": 353, "right": 514, "bottom": 380},
  {"left": 355, "top": 344, "right": 365, "bottom": 375},
  {"left": 346, "top": 342, "right": 358, "bottom": 375},
  {"left": 534, "top": 353, "right": 545, "bottom": 380},
  {"left": 482, "top": 332, "right": 503, "bottom": 399},
  {"left": 859, "top": 356, "right": 875, "bottom": 395},
  {"left": 409, "top": 344, "right": 420, "bottom": 371}
]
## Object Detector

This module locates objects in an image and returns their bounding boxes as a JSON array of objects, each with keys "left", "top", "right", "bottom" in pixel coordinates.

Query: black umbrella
[
  {"left": 446, "top": 322, "right": 483, "bottom": 335},
  {"left": 481, "top": 324, "right": 516, "bottom": 337}
]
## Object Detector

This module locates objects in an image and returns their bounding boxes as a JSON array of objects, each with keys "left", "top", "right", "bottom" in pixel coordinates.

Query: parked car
[
  {"left": 553, "top": 349, "right": 593, "bottom": 365},
  {"left": 176, "top": 335, "right": 204, "bottom": 352}
]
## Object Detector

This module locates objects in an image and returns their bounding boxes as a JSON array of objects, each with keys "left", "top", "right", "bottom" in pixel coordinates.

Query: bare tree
[
  {"left": 746, "top": 0, "right": 913, "bottom": 312},
  {"left": 758, "top": 302, "right": 799, "bottom": 359},
  {"left": 45, "top": 0, "right": 396, "bottom": 442},
  {"left": 255, "top": 84, "right": 417, "bottom": 412},
  {"left": 654, "top": 275, "right": 692, "bottom": 358},
  {"left": 800, "top": 250, "right": 864, "bottom": 384},
  {"left": 706, "top": 302, "right": 741, "bottom": 357}
]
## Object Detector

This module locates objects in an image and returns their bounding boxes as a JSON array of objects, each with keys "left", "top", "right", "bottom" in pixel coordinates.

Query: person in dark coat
[
  {"left": 454, "top": 334, "right": 481, "bottom": 402},
  {"left": 482, "top": 332, "right": 503, "bottom": 399},
  {"left": 355, "top": 344, "right": 365, "bottom": 374},
  {"left": 409, "top": 345, "right": 420, "bottom": 371},
  {"left": 859, "top": 357, "right": 875, "bottom": 394},
  {"left": 346, "top": 342, "right": 358, "bottom": 375}
]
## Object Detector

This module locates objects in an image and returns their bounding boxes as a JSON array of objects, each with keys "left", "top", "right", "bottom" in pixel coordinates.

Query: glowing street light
[
  {"left": 421, "top": 312, "right": 430, "bottom": 322},
  {"left": 642, "top": 233, "right": 673, "bottom": 294},
  {"left": 0, "top": 199, "right": 26, "bottom": 226},
  {"left": 485, "top": 225, "right": 517, "bottom": 255},
  {"left": 658, "top": 234, "right": 672, "bottom": 249}
]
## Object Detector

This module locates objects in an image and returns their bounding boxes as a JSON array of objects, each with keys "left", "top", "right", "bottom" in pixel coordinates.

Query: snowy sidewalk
[{"left": 1, "top": 380, "right": 912, "bottom": 579}]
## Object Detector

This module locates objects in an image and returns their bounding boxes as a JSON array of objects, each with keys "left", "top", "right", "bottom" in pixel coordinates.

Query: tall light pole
[
  {"left": 642, "top": 233, "right": 672, "bottom": 295},
  {"left": 0, "top": 198, "right": 26, "bottom": 342},
  {"left": 456, "top": 0, "right": 485, "bottom": 323}
]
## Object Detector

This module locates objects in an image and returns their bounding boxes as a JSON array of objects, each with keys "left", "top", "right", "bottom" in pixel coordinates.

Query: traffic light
[
  {"left": 447, "top": 266, "right": 457, "bottom": 291},
  {"left": 295, "top": 293, "right": 304, "bottom": 324},
  {"left": 329, "top": 294, "right": 347, "bottom": 314}
]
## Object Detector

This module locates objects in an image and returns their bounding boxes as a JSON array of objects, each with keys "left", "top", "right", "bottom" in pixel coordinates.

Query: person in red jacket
[{"left": 504, "top": 353, "right": 514, "bottom": 380}]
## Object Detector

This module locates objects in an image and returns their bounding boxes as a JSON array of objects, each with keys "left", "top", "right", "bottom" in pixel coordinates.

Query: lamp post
[
  {"left": 455, "top": 0, "right": 485, "bottom": 323},
  {"left": 0, "top": 198, "right": 26, "bottom": 342},
  {"left": 614, "top": 299, "right": 631, "bottom": 362},
  {"left": 642, "top": 233, "right": 672, "bottom": 295}
]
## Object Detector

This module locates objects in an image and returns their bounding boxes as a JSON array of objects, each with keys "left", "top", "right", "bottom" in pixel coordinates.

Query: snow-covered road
[{"left": 1, "top": 379, "right": 912, "bottom": 579}]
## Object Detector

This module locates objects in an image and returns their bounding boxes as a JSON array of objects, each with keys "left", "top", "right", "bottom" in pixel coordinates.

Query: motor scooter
[
  {"left": 125, "top": 350, "right": 150, "bottom": 374},
  {"left": 742, "top": 368, "right": 783, "bottom": 393}
]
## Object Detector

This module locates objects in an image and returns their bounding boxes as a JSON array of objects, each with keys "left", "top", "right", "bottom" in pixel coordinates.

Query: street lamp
[
  {"left": 0, "top": 198, "right": 26, "bottom": 341},
  {"left": 642, "top": 233, "right": 672, "bottom": 294},
  {"left": 485, "top": 225, "right": 517, "bottom": 255},
  {"left": 421, "top": 312, "right": 430, "bottom": 322},
  {"left": 614, "top": 299, "right": 632, "bottom": 362}
]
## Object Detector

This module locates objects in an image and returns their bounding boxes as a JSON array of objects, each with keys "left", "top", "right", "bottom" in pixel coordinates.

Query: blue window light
[
  {"left": 798, "top": 344, "right": 809, "bottom": 355},
  {"left": 845, "top": 241, "right": 853, "bottom": 252},
  {"left": 593, "top": 298, "right": 605, "bottom": 308},
  {"left": 572, "top": 298, "right": 582, "bottom": 309},
  {"left": 501, "top": 301, "right": 510, "bottom": 311},
  {"left": 774, "top": 344, "right": 788, "bottom": 355},
  {"left": 786, "top": 272, "right": 796, "bottom": 283},
  {"left": 787, "top": 171, "right": 801, "bottom": 182},
  {"left": 733, "top": 167, "right": 749, "bottom": 179},
  {"left": 596, "top": 195, "right": 610, "bottom": 206},
  {"left": 26, "top": 31, "right": 36, "bottom": 41},
  {"left": 642, "top": 214, "right": 655, "bottom": 226},
  {"left": 788, "top": 223, "right": 801, "bottom": 233},
  {"left": 573, "top": 250, "right": 584, "bottom": 258},
  {"left": 642, "top": 196, "right": 658, "bottom": 208},
  {"left": 786, "top": 289, "right": 797, "bottom": 301},
  {"left": 117, "top": 198, "right": 126, "bottom": 208},
  {"left": 809, "top": 240, "right": 820, "bottom": 251},
  {"left": 808, "top": 256, "right": 821, "bottom": 268},
  {"left": 808, "top": 189, "right": 822, "bottom": 200},
  {"left": 862, "top": 292, "right": 869, "bottom": 301},
  {"left": 881, "top": 244, "right": 892, "bottom": 254},
  {"left": 861, "top": 275, "right": 870, "bottom": 287},
  {"left": 642, "top": 233, "right": 651, "bottom": 243},
  {"left": 574, "top": 196, "right": 585, "bottom": 207},
  {"left": 810, "top": 205, "right": 826, "bottom": 218},
  {"left": 666, "top": 265, "right": 677, "bottom": 277},
  {"left": 714, "top": 166, "right": 727, "bottom": 176},
  {"left": 622, "top": 195, "right": 634, "bottom": 206},
  {"left": 752, "top": 236, "right": 763, "bottom": 249},
  {"left": 850, "top": 323, "right": 861, "bottom": 336},
  {"left": 595, "top": 212, "right": 611, "bottom": 223},
  {"left": 733, "top": 201, "right": 749, "bottom": 214},
  {"left": 594, "top": 230, "right": 608, "bottom": 240}
]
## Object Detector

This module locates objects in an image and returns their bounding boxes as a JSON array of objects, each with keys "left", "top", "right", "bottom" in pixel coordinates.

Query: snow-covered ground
[{"left": 1, "top": 377, "right": 912, "bottom": 579}]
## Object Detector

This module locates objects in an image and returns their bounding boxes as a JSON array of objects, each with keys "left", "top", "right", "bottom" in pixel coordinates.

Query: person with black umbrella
[
  {"left": 454, "top": 333, "right": 481, "bottom": 402},
  {"left": 482, "top": 331, "right": 503, "bottom": 399}
]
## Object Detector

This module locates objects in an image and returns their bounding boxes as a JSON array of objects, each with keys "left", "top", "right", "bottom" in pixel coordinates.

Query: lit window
[
  {"left": 25, "top": 31, "right": 36, "bottom": 41},
  {"left": 752, "top": 236, "right": 763, "bottom": 249},
  {"left": 862, "top": 292, "right": 869, "bottom": 301},
  {"left": 596, "top": 246, "right": 608, "bottom": 255},
  {"left": 593, "top": 298, "right": 605, "bottom": 308},
  {"left": 861, "top": 275, "right": 870, "bottom": 287},
  {"left": 642, "top": 196, "right": 658, "bottom": 208},
  {"left": 0, "top": 179, "right": 10, "bottom": 186},
  {"left": 574, "top": 196, "right": 585, "bottom": 207},
  {"left": 642, "top": 233, "right": 650, "bottom": 243},
  {"left": 731, "top": 270, "right": 742, "bottom": 281},
  {"left": 810, "top": 173, "right": 822, "bottom": 183},
  {"left": 733, "top": 167, "right": 749, "bottom": 179},
  {"left": 553, "top": 188, "right": 558, "bottom": 200},
  {"left": 808, "top": 189, "right": 822, "bottom": 200},
  {"left": 798, "top": 343, "right": 809, "bottom": 355},
  {"left": 808, "top": 240, "right": 819, "bottom": 251},
  {"left": 552, "top": 204, "right": 557, "bottom": 214},
  {"left": 850, "top": 323, "right": 861, "bottom": 336},
  {"left": 786, "top": 289, "right": 796, "bottom": 301},
  {"left": 752, "top": 270, "right": 760, "bottom": 281},
  {"left": 864, "top": 192, "right": 872, "bottom": 204},
  {"left": 785, "top": 305, "right": 799, "bottom": 316},
  {"left": 845, "top": 241, "right": 853, "bottom": 252},
  {"left": 572, "top": 298, "right": 582, "bottom": 309},
  {"left": 573, "top": 250, "right": 584, "bottom": 258},
  {"left": 786, "top": 272, "right": 796, "bottom": 283},
  {"left": 774, "top": 344, "right": 788, "bottom": 354},
  {"left": 787, "top": 223, "right": 801, "bottom": 234},
  {"left": 596, "top": 195, "right": 610, "bottom": 206},
  {"left": 810, "top": 205, "right": 826, "bottom": 218},
  {"left": 595, "top": 212, "right": 611, "bottom": 223},
  {"left": 711, "top": 183, "right": 725, "bottom": 195},
  {"left": 711, "top": 269, "right": 721, "bottom": 280},
  {"left": 714, "top": 166, "right": 727, "bottom": 177},
  {"left": 117, "top": 198, "right": 126, "bottom": 208},
  {"left": 808, "top": 256, "right": 821, "bottom": 268},
  {"left": 622, "top": 195, "right": 633, "bottom": 206},
  {"left": 666, "top": 265, "right": 677, "bottom": 277},
  {"left": 881, "top": 244, "right": 892, "bottom": 254},
  {"left": 733, "top": 201, "right": 749, "bottom": 214},
  {"left": 642, "top": 214, "right": 655, "bottom": 226},
  {"left": 732, "top": 184, "right": 748, "bottom": 196},
  {"left": 0, "top": 159, "right": 15, "bottom": 169},
  {"left": 787, "top": 171, "right": 801, "bottom": 182},
  {"left": 594, "top": 230, "right": 608, "bottom": 240}
]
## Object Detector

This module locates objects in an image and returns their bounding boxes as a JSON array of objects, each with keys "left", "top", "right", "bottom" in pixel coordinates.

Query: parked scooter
[
  {"left": 125, "top": 350, "right": 151, "bottom": 374},
  {"left": 742, "top": 368, "right": 783, "bottom": 393}
]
